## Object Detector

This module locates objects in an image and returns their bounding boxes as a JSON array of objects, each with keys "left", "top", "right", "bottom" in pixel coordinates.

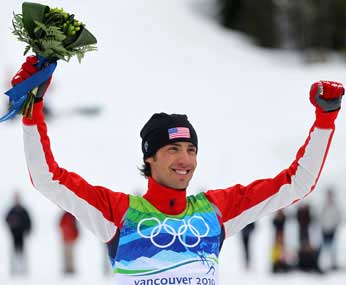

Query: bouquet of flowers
[{"left": 0, "top": 2, "right": 97, "bottom": 122}]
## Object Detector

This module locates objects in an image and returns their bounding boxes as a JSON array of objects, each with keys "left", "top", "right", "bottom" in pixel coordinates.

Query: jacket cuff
[
  {"left": 22, "top": 101, "right": 45, "bottom": 125},
  {"left": 314, "top": 109, "right": 339, "bottom": 129}
]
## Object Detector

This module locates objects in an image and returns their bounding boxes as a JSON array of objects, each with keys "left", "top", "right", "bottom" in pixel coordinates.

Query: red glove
[
  {"left": 11, "top": 56, "right": 52, "bottom": 101},
  {"left": 11, "top": 56, "right": 38, "bottom": 85},
  {"left": 310, "top": 81, "right": 344, "bottom": 113}
]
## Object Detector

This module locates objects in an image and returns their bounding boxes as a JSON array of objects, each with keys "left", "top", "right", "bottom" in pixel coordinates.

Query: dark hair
[{"left": 139, "top": 162, "right": 151, "bottom": 178}]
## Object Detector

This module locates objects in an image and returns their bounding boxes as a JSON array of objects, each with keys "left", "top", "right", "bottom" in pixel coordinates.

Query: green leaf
[
  {"left": 24, "top": 45, "right": 31, "bottom": 55},
  {"left": 22, "top": 2, "right": 49, "bottom": 38}
]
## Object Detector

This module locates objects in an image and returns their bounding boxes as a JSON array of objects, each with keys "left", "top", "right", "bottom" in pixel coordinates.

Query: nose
[{"left": 176, "top": 149, "right": 194, "bottom": 167}]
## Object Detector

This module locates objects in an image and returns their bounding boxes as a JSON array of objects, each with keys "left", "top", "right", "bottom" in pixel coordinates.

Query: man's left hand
[{"left": 310, "top": 81, "right": 344, "bottom": 113}]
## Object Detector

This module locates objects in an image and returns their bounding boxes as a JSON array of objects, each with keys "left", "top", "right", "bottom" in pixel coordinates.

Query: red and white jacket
[{"left": 22, "top": 101, "right": 338, "bottom": 242}]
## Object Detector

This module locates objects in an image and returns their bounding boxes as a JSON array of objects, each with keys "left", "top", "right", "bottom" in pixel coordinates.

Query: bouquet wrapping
[{"left": 0, "top": 2, "right": 97, "bottom": 122}]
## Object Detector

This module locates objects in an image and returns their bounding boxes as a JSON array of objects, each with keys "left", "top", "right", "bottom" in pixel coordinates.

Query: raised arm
[
  {"left": 16, "top": 56, "right": 129, "bottom": 242},
  {"left": 205, "top": 81, "right": 344, "bottom": 239}
]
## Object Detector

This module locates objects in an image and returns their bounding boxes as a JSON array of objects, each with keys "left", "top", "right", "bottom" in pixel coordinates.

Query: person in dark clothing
[
  {"left": 297, "top": 239, "right": 323, "bottom": 274},
  {"left": 5, "top": 192, "right": 32, "bottom": 275},
  {"left": 273, "top": 209, "right": 286, "bottom": 239},
  {"left": 240, "top": 222, "right": 256, "bottom": 270},
  {"left": 297, "top": 203, "right": 312, "bottom": 244}
]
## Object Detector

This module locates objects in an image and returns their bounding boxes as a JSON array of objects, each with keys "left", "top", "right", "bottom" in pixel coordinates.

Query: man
[
  {"left": 13, "top": 56, "right": 343, "bottom": 284},
  {"left": 5, "top": 192, "right": 32, "bottom": 275}
]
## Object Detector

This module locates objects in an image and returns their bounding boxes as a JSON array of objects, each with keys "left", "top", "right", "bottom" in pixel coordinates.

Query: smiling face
[{"left": 145, "top": 142, "right": 197, "bottom": 190}]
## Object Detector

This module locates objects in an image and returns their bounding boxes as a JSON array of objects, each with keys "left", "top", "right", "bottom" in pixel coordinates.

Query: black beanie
[{"left": 140, "top": 113, "right": 198, "bottom": 160}]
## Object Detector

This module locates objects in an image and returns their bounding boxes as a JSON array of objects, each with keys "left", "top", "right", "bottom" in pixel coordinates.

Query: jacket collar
[{"left": 143, "top": 177, "right": 187, "bottom": 215}]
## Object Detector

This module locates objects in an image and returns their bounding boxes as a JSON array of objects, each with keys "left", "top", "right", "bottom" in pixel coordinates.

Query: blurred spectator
[
  {"left": 297, "top": 239, "right": 323, "bottom": 274},
  {"left": 59, "top": 211, "right": 79, "bottom": 275},
  {"left": 271, "top": 210, "right": 294, "bottom": 273},
  {"left": 271, "top": 231, "right": 292, "bottom": 273},
  {"left": 296, "top": 202, "right": 323, "bottom": 273},
  {"left": 319, "top": 187, "right": 343, "bottom": 271},
  {"left": 297, "top": 203, "right": 312, "bottom": 244},
  {"left": 240, "top": 222, "right": 256, "bottom": 270},
  {"left": 5, "top": 192, "right": 32, "bottom": 275},
  {"left": 273, "top": 209, "right": 286, "bottom": 239}
]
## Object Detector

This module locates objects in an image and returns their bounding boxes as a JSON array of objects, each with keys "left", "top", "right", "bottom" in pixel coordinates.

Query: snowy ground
[{"left": 1, "top": 0, "right": 346, "bottom": 284}]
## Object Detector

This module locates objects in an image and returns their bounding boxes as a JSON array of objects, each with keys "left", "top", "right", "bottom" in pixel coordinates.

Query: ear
[{"left": 145, "top": 157, "right": 154, "bottom": 164}]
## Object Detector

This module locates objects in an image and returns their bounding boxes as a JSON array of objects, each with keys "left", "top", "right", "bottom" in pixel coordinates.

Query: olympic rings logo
[{"left": 137, "top": 216, "right": 210, "bottom": 248}]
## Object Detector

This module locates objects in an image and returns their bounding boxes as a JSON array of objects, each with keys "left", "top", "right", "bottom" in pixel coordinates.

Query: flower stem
[{"left": 21, "top": 87, "right": 38, "bottom": 119}]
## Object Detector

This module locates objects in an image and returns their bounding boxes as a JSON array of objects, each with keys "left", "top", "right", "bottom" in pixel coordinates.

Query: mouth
[{"left": 172, "top": 169, "right": 190, "bottom": 175}]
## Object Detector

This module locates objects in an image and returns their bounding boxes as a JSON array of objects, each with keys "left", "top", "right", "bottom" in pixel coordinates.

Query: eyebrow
[
  {"left": 168, "top": 142, "right": 196, "bottom": 149},
  {"left": 168, "top": 143, "right": 182, "bottom": 147}
]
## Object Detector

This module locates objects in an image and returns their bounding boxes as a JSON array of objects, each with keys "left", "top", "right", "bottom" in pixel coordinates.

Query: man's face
[{"left": 146, "top": 142, "right": 197, "bottom": 190}]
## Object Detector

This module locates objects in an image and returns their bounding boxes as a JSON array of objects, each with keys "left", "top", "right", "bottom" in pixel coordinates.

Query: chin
[
  {"left": 163, "top": 176, "right": 191, "bottom": 190},
  {"left": 176, "top": 181, "right": 190, "bottom": 190},
  {"left": 174, "top": 186, "right": 188, "bottom": 191},
  {"left": 169, "top": 181, "right": 189, "bottom": 190}
]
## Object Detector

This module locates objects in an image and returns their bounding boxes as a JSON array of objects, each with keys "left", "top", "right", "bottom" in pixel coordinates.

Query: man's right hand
[{"left": 11, "top": 56, "right": 52, "bottom": 101}]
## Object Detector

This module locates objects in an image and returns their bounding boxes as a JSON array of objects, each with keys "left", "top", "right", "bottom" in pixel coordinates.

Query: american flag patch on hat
[{"left": 168, "top": 127, "right": 191, "bottom": 140}]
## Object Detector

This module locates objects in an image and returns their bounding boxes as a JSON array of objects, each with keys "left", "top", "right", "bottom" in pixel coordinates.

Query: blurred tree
[
  {"left": 330, "top": 0, "right": 346, "bottom": 50},
  {"left": 218, "top": 0, "right": 279, "bottom": 48},
  {"left": 289, "top": 1, "right": 330, "bottom": 49},
  {"left": 217, "top": 0, "right": 346, "bottom": 56}
]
